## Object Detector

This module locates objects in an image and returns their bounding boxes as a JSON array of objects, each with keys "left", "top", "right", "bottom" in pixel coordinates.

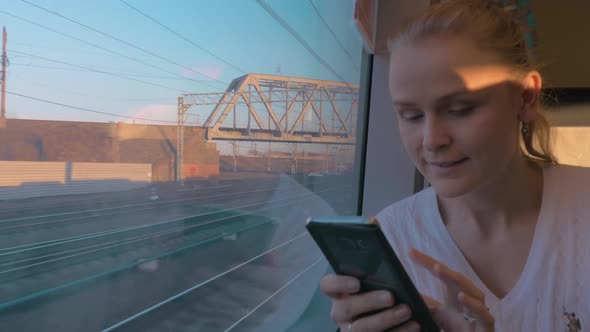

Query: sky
[
  {"left": 0, "top": 0, "right": 365, "bottom": 154},
  {"left": 1, "top": 0, "right": 363, "bottom": 121}
]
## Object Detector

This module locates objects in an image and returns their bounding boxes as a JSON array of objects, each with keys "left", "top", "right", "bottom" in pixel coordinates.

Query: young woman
[{"left": 320, "top": 1, "right": 589, "bottom": 331}]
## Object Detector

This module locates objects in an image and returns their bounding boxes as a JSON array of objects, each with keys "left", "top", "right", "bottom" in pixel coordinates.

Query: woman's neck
[{"left": 437, "top": 157, "right": 544, "bottom": 237}]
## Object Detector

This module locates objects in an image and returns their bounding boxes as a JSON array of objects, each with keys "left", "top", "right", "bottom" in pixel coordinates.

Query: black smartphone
[{"left": 306, "top": 216, "right": 439, "bottom": 332}]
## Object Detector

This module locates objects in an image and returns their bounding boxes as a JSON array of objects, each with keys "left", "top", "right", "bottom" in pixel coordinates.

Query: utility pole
[
  {"left": 231, "top": 141, "right": 237, "bottom": 172},
  {"left": 268, "top": 86, "right": 271, "bottom": 172},
  {"left": 1, "top": 26, "right": 7, "bottom": 128}
]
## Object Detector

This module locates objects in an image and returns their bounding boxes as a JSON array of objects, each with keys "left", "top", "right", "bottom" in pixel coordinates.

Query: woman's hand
[
  {"left": 320, "top": 274, "right": 420, "bottom": 331},
  {"left": 410, "top": 249, "right": 495, "bottom": 332}
]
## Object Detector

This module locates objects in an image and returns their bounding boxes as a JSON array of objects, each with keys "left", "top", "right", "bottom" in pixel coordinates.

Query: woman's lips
[{"left": 428, "top": 157, "right": 469, "bottom": 168}]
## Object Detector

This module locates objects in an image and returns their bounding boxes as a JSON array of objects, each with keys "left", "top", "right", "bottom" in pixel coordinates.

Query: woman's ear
[{"left": 518, "top": 71, "right": 542, "bottom": 122}]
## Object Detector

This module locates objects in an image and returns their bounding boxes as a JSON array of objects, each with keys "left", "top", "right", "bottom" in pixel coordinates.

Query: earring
[{"left": 521, "top": 122, "right": 529, "bottom": 135}]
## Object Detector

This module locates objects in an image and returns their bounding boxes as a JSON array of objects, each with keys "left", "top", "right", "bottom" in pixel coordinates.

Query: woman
[{"left": 320, "top": 1, "right": 589, "bottom": 331}]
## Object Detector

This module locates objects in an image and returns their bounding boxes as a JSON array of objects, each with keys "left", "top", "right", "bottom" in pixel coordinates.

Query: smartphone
[{"left": 306, "top": 216, "right": 439, "bottom": 332}]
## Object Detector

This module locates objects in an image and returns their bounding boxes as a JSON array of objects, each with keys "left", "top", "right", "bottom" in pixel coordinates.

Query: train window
[
  {"left": 544, "top": 90, "right": 590, "bottom": 167},
  {"left": 0, "top": 1, "right": 368, "bottom": 330}
]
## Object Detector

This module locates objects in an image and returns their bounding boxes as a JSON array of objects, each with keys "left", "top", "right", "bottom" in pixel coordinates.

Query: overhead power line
[
  {"left": 21, "top": 0, "right": 229, "bottom": 87},
  {"left": 256, "top": 0, "right": 350, "bottom": 83},
  {"left": 6, "top": 90, "right": 178, "bottom": 124},
  {"left": 307, "top": 0, "right": 359, "bottom": 71},
  {"left": 6, "top": 73, "right": 178, "bottom": 103},
  {"left": 0, "top": 9, "right": 218, "bottom": 90},
  {"left": 118, "top": 0, "right": 247, "bottom": 75},
  {"left": 10, "top": 63, "right": 211, "bottom": 81},
  {"left": 7, "top": 49, "right": 192, "bottom": 94}
]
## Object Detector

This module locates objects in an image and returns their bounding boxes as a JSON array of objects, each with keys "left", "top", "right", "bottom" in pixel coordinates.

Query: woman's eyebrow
[
  {"left": 435, "top": 91, "right": 485, "bottom": 108},
  {"left": 436, "top": 90, "right": 472, "bottom": 103},
  {"left": 392, "top": 90, "right": 473, "bottom": 108}
]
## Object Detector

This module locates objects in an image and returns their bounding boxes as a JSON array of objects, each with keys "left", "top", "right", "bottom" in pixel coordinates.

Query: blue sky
[{"left": 1, "top": 0, "right": 363, "bottom": 125}]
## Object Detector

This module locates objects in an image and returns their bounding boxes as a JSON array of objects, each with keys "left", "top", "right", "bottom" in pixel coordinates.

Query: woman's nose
[{"left": 422, "top": 117, "right": 452, "bottom": 152}]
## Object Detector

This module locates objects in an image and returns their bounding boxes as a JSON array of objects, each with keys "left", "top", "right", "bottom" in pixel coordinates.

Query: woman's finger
[
  {"left": 409, "top": 249, "right": 484, "bottom": 301},
  {"left": 320, "top": 274, "right": 360, "bottom": 298},
  {"left": 421, "top": 294, "right": 441, "bottom": 311},
  {"left": 433, "top": 263, "right": 485, "bottom": 301},
  {"left": 391, "top": 320, "right": 421, "bottom": 332},
  {"left": 458, "top": 291, "right": 495, "bottom": 327},
  {"left": 331, "top": 290, "right": 395, "bottom": 323}
]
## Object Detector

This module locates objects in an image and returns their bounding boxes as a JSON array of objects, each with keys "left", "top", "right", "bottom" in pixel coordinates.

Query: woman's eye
[
  {"left": 397, "top": 109, "right": 424, "bottom": 122},
  {"left": 399, "top": 111, "right": 423, "bottom": 122}
]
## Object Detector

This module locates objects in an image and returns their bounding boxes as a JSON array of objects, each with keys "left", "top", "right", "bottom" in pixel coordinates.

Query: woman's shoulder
[
  {"left": 544, "top": 164, "right": 590, "bottom": 234},
  {"left": 546, "top": 164, "right": 590, "bottom": 201},
  {"left": 547, "top": 163, "right": 590, "bottom": 184}
]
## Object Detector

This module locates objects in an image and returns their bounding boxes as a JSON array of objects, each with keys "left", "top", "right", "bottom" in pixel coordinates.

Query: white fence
[{"left": 0, "top": 161, "right": 152, "bottom": 200}]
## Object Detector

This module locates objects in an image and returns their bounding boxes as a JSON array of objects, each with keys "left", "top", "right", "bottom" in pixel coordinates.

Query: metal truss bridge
[{"left": 176, "top": 73, "right": 360, "bottom": 180}]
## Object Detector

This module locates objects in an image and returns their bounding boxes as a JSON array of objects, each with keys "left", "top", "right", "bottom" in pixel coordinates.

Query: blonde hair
[{"left": 389, "top": 0, "right": 557, "bottom": 164}]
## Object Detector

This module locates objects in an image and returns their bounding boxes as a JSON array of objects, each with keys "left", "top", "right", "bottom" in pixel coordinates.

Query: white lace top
[{"left": 376, "top": 164, "right": 589, "bottom": 332}]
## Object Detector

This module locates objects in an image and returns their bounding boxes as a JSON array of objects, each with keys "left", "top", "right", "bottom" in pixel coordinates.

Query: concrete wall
[
  {"left": 0, "top": 161, "right": 152, "bottom": 200},
  {"left": 0, "top": 119, "right": 220, "bottom": 182},
  {"left": 218, "top": 156, "right": 343, "bottom": 174}
]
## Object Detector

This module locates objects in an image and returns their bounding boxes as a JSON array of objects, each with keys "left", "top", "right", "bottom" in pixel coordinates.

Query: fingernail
[
  {"left": 379, "top": 291, "right": 392, "bottom": 305},
  {"left": 434, "top": 264, "right": 442, "bottom": 275},
  {"left": 425, "top": 301, "right": 437, "bottom": 311},
  {"left": 347, "top": 279, "right": 358, "bottom": 291},
  {"left": 458, "top": 291, "right": 465, "bottom": 301}
]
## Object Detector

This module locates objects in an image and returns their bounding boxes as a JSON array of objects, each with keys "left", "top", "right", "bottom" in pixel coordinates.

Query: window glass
[
  {"left": 546, "top": 94, "right": 590, "bottom": 167},
  {"left": 0, "top": 0, "right": 367, "bottom": 330}
]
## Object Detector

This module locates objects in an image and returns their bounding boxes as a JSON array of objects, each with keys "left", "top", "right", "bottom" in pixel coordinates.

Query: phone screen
[{"left": 321, "top": 225, "right": 409, "bottom": 295}]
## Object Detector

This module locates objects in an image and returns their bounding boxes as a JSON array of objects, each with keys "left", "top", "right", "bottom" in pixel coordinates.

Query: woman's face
[{"left": 389, "top": 36, "right": 525, "bottom": 197}]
